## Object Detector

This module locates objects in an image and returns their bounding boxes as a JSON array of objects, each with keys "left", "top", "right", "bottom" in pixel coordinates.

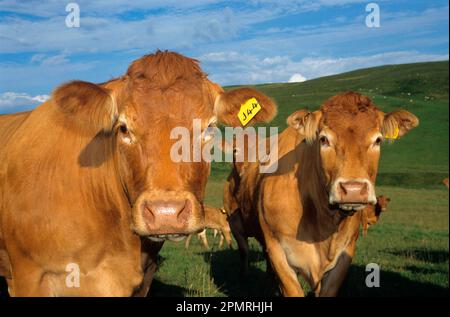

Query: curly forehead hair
[
  {"left": 321, "top": 92, "right": 379, "bottom": 115},
  {"left": 126, "top": 50, "right": 207, "bottom": 89}
]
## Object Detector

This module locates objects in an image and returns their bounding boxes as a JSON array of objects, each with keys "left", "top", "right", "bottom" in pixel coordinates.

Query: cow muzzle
[
  {"left": 132, "top": 190, "right": 204, "bottom": 239},
  {"left": 329, "top": 178, "right": 376, "bottom": 211}
]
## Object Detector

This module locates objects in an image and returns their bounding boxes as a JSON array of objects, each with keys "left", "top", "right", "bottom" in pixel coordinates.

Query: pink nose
[
  {"left": 338, "top": 181, "right": 369, "bottom": 203},
  {"left": 141, "top": 199, "right": 191, "bottom": 234}
]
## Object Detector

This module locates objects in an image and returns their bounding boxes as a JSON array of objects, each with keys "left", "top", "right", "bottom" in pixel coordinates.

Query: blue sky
[{"left": 0, "top": 0, "right": 448, "bottom": 113}]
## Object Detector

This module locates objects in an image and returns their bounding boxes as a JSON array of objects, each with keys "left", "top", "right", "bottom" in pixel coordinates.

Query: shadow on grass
[
  {"left": 384, "top": 249, "right": 449, "bottom": 264},
  {"left": 340, "top": 264, "right": 448, "bottom": 297},
  {"left": 146, "top": 254, "right": 190, "bottom": 297},
  {"left": 403, "top": 265, "right": 447, "bottom": 275},
  {"left": 200, "top": 248, "right": 279, "bottom": 297},
  {"left": 147, "top": 278, "right": 188, "bottom": 297},
  {"left": 199, "top": 247, "right": 448, "bottom": 297}
]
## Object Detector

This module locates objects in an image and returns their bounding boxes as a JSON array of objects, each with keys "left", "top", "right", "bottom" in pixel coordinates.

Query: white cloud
[
  {"left": 0, "top": 92, "right": 49, "bottom": 113},
  {"left": 30, "top": 53, "right": 69, "bottom": 66},
  {"left": 30, "top": 53, "right": 46, "bottom": 63},
  {"left": 0, "top": 0, "right": 409, "bottom": 55},
  {"left": 40, "top": 54, "right": 69, "bottom": 66},
  {"left": 288, "top": 73, "right": 307, "bottom": 83}
]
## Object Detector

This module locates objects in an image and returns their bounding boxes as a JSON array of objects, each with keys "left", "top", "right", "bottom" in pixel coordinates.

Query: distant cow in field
[
  {"left": 0, "top": 51, "right": 276, "bottom": 296},
  {"left": 185, "top": 206, "right": 232, "bottom": 250},
  {"left": 443, "top": 178, "right": 449, "bottom": 188},
  {"left": 362, "top": 195, "right": 391, "bottom": 236},
  {"left": 229, "top": 92, "right": 418, "bottom": 296}
]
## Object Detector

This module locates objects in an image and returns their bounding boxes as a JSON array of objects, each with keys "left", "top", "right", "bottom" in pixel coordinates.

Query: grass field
[{"left": 150, "top": 61, "right": 449, "bottom": 297}]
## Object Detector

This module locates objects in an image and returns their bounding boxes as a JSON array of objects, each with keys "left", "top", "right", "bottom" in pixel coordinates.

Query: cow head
[
  {"left": 366, "top": 195, "right": 390, "bottom": 225},
  {"left": 53, "top": 51, "right": 276, "bottom": 241},
  {"left": 287, "top": 92, "right": 417, "bottom": 212},
  {"left": 363, "top": 195, "right": 390, "bottom": 235}
]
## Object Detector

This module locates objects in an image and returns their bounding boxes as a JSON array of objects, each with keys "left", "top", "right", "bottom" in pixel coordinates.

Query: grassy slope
[{"left": 152, "top": 61, "right": 449, "bottom": 297}]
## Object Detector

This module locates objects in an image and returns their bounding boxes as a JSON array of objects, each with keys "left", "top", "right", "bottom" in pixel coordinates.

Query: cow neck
[
  {"left": 77, "top": 128, "right": 132, "bottom": 222},
  {"left": 111, "top": 140, "right": 134, "bottom": 210}
]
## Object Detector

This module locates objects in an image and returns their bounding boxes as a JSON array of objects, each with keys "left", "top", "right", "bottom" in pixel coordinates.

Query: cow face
[
  {"left": 363, "top": 195, "right": 390, "bottom": 235},
  {"left": 366, "top": 195, "right": 390, "bottom": 225},
  {"left": 287, "top": 92, "right": 418, "bottom": 212},
  {"left": 52, "top": 52, "right": 276, "bottom": 241}
]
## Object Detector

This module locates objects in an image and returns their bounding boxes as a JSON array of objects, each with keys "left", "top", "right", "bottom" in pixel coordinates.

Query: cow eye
[
  {"left": 319, "top": 135, "right": 330, "bottom": 147},
  {"left": 374, "top": 136, "right": 382, "bottom": 146},
  {"left": 119, "top": 124, "right": 129, "bottom": 135},
  {"left": 118, "top": 123, "right": 133, "bottom": 144}
]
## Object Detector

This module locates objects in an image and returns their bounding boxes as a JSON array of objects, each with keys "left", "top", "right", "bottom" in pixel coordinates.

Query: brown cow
[
  {"left": 223, "top": 135, "right": 272, "bottom": 276},
  {"left": 0, "top": 51, "right": 276, "bottom": 296},
  {"left": 229, "top": 92, "right": 418, "bottom": 296},
  {"left": 443, "top": 178, "right": 449, "bottom": 188},
  {"left": 362, "top": 195, "right": 391, "bottom": 236},
  {"left": 185, "top": 206, "right": 232, "bottom": 249}
]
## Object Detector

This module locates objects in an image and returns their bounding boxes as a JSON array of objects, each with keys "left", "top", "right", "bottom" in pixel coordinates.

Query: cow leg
[
  {"left": 264, "top": 250, "right": 275, "bottom": 277},
  {"left": 264, "top": 238, "right": 304, "bottom": 297},
  {"left": 218, "top": 233, "right": 224, "bottom": 249},
  {"left": 0, "top": 248, "right": 13, "bottom": 296},
  {"left": 259, "top": 212, "right": 304, "bottom": 296},
  {"left": 228, "top": 211, "right": 249, "bottom": 276},
  {"left": 198, "top": 230, "right": 210, "bottom": 250},
  {"left": 5, "top": 278, "right": 14, "bottom": 296},
  {"left": 133, "top": 260, "right": 158, "bottom": 297},
  {"left": 133, "top": 239, "right": 164, "bottom": 297},
  {"left": 223, "top": 229, "right": 233, "bottom": 249},
  {"left": 185, "top": 234, "right": 193, "bottom": 249},
  {"left": 237, "top": 236, "right": 249, "bottom": 277},
  {"left": 318, "top": 249, "right": 354, "bottom": 297}
]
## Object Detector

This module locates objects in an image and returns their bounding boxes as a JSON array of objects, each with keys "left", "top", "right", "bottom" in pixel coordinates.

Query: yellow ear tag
[
  {"left": 238, "top": 97, "right": 262, "bottom": 126},
  {"left": 385, "top": 126, "right": 399, "bottom": 139}
]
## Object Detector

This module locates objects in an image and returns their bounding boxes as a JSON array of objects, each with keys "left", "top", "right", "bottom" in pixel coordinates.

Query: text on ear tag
[
  {"left": 385, "top": 126, "right": 399, "bottom": 139},
  {"left": 238, "top": 98, "right": 262, "bottom": 126}
]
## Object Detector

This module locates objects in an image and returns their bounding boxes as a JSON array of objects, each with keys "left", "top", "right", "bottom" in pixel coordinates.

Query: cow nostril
[
  {"left": 360, "top": 182, "right": 368, "bottom": 195},
  {"left": 339, "top": 182, "right": 348, "bottom": 195},
  {"left": 142, "top": 202, "right": 155, "bottom": 224},
  {"left": 177, "top": 200, "right": 191, "bottom": 222}
]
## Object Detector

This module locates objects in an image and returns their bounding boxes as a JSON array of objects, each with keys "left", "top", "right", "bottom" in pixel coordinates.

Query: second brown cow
[{"left": 225, "top": 92, "right": 418, "bottom": 296}]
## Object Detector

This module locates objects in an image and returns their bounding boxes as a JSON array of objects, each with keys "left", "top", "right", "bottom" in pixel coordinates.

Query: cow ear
[
  {"left": 53, "top": 81, "right": 117, "bottom": 133},
  {"left": 287, "top": 109, "right": 322, "bottom": 144},
  {"left": 382, "top": 110, "right": 419, "bottom": 140},
  {"left": 214, "top": 87, "right": 277, "bottom": 127},
  {"left": 287, "top": 109, "right": 310, "bottom": 129}
]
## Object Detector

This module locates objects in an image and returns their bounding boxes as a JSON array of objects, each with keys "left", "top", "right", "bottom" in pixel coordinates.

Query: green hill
[{"left": 214, "top": 60, "right": 449, "bottom": 188}]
